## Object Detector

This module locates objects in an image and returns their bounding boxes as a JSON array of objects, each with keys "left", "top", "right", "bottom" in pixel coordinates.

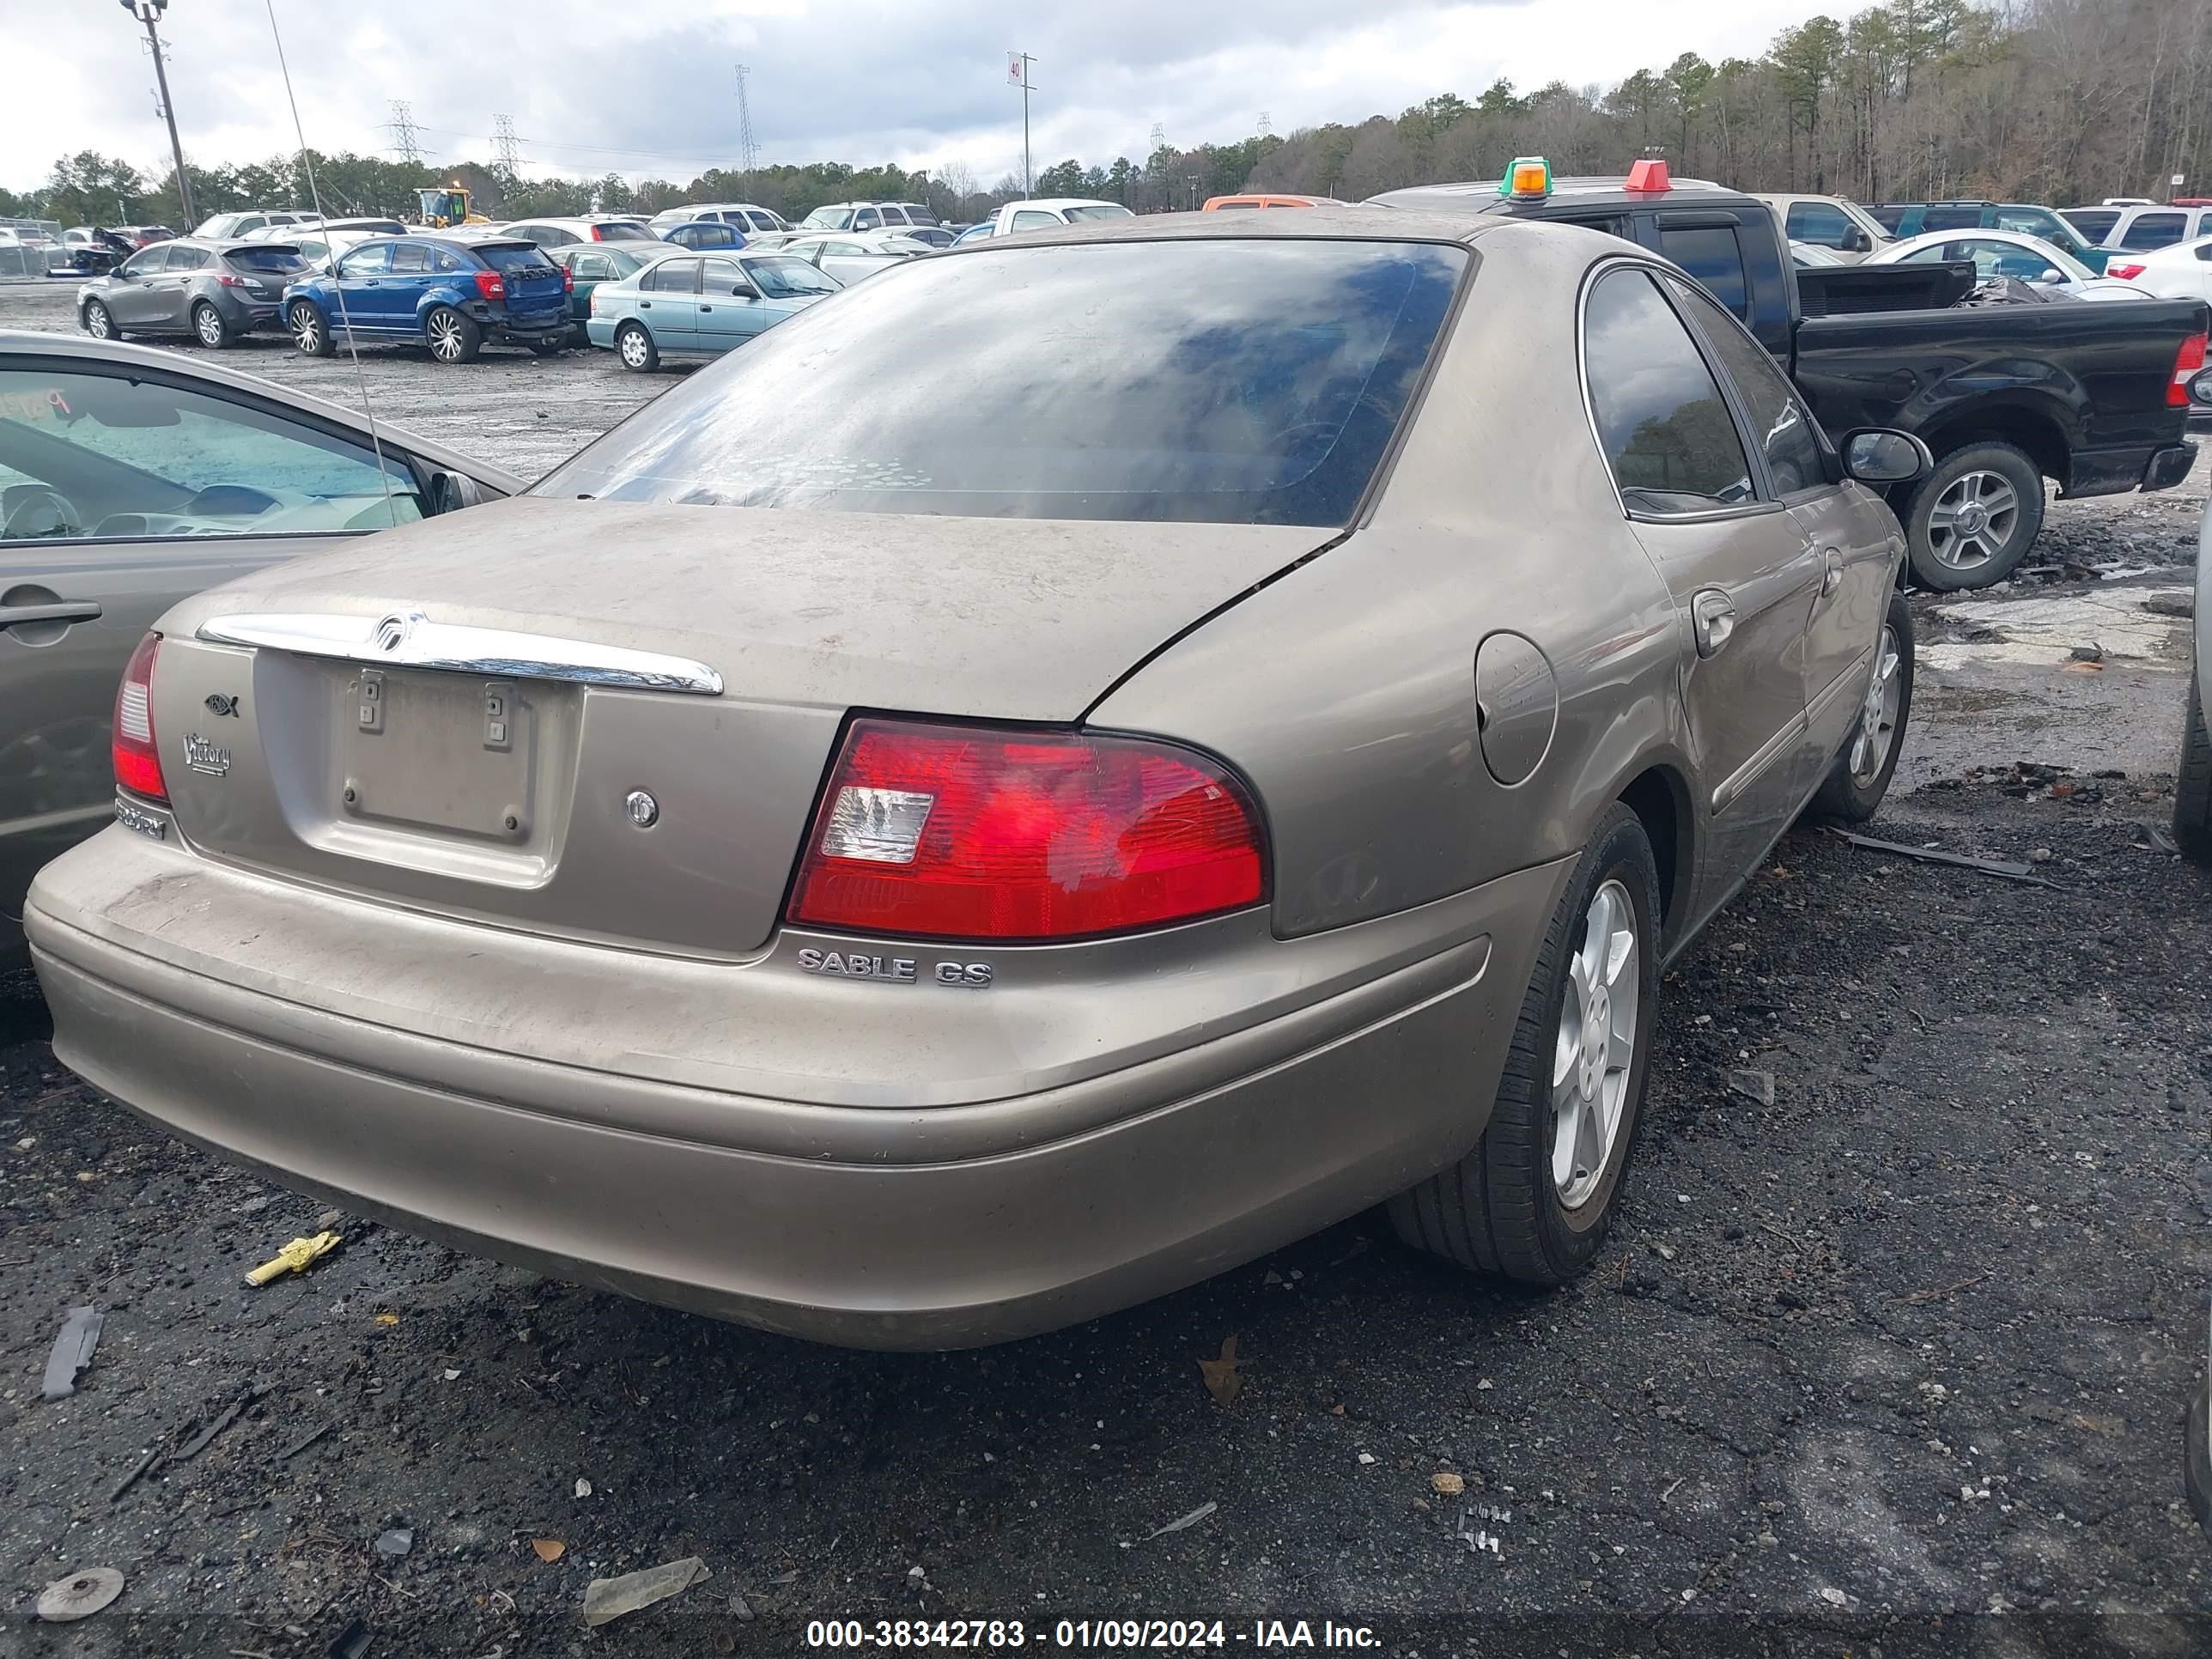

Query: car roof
[
  {"left": 1005, "top": 198, "right": 1122, "bottom": 211},
  {"left": 1370, "top": 175, "right": 1746, "bottom": 217},
  {"left": 946, "top": 203, "right": 1553, "bottom": 253}
]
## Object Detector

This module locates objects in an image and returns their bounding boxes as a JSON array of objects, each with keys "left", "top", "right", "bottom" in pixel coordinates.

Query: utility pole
[
  {"left": 121, "top": 0, "right": 193, "bottom": 227},
  {"left": 734, "top": 64, "right": 761, "bottom": 189},
  {"left": 1007, "top": 51, "right": 1036, "bottom": 197}
]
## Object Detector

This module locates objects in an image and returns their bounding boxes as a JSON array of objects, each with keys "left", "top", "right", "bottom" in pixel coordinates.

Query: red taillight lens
[
  {"left": 112, "top": 632, "right": 167, "bottom": 803},
  {"left": 591, "top": 226, "right": 610, "bottom": 241},
  {"left": 562, "top": 265, "right": 574, "bottom": 293},
  {"left": 787, "top": 720, "right": 1267, "bottom": 941},
  {"left": 2172, "top": 332, "right": 2206, "bottom": 405},
  {"left": 2108, "top": 262, "right": 2148, "bottom": 281},
  {"left": 473, "top": 270, "right": 505, "bottom": 301}
]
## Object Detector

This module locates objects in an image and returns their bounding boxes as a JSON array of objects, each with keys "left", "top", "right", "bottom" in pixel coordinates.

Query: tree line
[{"left": 6, "top": 0, "right": 2208, "bottom": 232}]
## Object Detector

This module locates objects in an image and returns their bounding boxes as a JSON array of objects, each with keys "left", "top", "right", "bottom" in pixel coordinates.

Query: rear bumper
[
  {"left": 585, "top": 317, "right": 617, "bottom": 349},
  {"left": 2063, "top": 441, "right": 2196, "bottom": 497},
  {"left": 27, "top": 830, "right": 1563, "bottom": 1348}
]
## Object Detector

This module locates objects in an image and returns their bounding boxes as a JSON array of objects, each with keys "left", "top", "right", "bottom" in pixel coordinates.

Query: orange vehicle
[{"left": 1201, "top": 193, "right": 1346, "bottom": 210}]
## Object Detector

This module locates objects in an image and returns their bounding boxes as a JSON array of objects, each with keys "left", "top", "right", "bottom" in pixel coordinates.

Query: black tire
[
  {"left": 1903, "top": 441, "right": 2045, "bottom": 591},
  {"left": 1389, "top": 801, "right": 1662, "bottom": 1285},
  {"left": 289, "top": 300, "right": 333, "bottom": 357},
  {"left": 2176, "top": 670, "right": 2212, "bottom": 865},
  {"left": 81, "top": 299, "right": 115, "bottom": 341},
  {"left": 1808, "top": 589, "right": 1916, "bottom": 823},
  {"left": 615, "top": 321, "right": 659, "bottom": 372},
  {"left": 424, "top": 306, "right": 482, "bottom": 364},
  {"left": 191, "top": 301, "right": 233, "bottom": 349}
]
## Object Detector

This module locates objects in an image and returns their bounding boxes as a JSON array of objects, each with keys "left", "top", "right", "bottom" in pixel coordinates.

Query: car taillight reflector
[
  {"left": 562, "top": 265, "right": 574, "bottom": 292},
  {"left": 2107, "top": 262, "right": 2148, "bottom": 281},
  {"left": 787, "top": 719, "right": 1267, "bottom": 941},
  {"left": 2172, "top": 331, "right": 2206, "bottom": 406},
  {"left": 112, "top": 632, "right": 167, "bottom": 802},
  {"left": 474, "top": 270, "right": 506, "bottom": 301}
]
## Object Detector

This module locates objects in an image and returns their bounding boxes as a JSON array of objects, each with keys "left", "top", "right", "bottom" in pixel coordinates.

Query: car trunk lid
[{"left": 145, "top": 496, "right": 1328, "bottom": 957}]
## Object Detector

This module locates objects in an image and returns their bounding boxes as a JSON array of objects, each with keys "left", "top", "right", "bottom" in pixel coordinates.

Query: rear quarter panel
[{"left": 1089, "top": 224, "right": 1695, "bottom": 944}]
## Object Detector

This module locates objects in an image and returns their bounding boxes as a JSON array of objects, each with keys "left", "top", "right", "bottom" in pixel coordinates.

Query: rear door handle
[
  {"left": 1691, "top": 590, "right": 1737, "bottom": 659},
  {"left": 0, "top": 600, "right": 102, "bottom": 629}
]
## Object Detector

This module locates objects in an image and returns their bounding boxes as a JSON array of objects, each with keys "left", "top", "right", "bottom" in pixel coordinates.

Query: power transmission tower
[
  {"left": 388, "top": 99, "right": 422, "bottom": 167},
  {"left": 1150, "top": 122, "right": 1167, "bottom": 153},
  {"left": 492, "top": 112, "right": 522, "bottom": 175},
  {"left": 734, "top": 64, "right": 761, "bottom": 185},
  {"left": 1257, "top": 110, "right": 1272, "bottom": 138}
]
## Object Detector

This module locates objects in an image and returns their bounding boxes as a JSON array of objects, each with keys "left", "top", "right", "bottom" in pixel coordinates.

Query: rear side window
[
  {"left": 165, "top": 246, "right": 210, "bottom": 272},
  {"left": 1921, "top": 206, "right": 1982, "bottom": 231},
  {"left": 1656, "top": 223, "right": 1748, "bottom": 320},
  {"left": 1583, "top": 267, "right": 1754, "bottom": 514},
  {"left": 1665, "top": 276, "right": 1828, "bottom": 497},
  {"left": 1785, "top": 203, "right": 1852, "bottom": 248},
  {"left": 744, "top": 210, "right": 779, "bottom": 232},
  {"left": 433, "top": 247, "right": 468, "bottom": 273},
  {"left": 2063, "top": 209, "right": 2121, "bottom": 242},
  {"left": 1869, "top": 205, "right": 1908, "bottom": 231},
  {"left": 642, "top": 258, "right": 699, "bottom": 293},
  {"left": 540, "top": 239, "right": 1467, "bottom": 527},
  {"left": 902, "top": 206, "right": 939, "bottom": 226},
  {"left": 1010, "top": 210, "right": 1060, "bottom": 232},
  {"left": 1066, "top": 204, "right": 1135, "bottom": 222},
  {"left": 388, "top": 243, "right": 430, "bottom": 274},
  {"left": 2121, "top": 211, "right": 2187, "bottom": 249}
]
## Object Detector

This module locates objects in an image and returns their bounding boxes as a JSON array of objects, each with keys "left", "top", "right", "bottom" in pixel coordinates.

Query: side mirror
[
  {"left": 429, "top": 471, "right": 487, "bottom": 514},
  {"left": 728, "top": 282, "right": 758, "bottom": 299},
  {"left": 1844, "top": 226, "right": 1871, "bottom": 253},
  {"left": 1841, "top": 428, "right": 1932, "bottom": 485}
]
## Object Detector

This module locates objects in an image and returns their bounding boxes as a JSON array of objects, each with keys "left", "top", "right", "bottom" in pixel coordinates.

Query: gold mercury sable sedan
[{"left": 27, "top": 209, "right": 1925, "bottom": 1348}]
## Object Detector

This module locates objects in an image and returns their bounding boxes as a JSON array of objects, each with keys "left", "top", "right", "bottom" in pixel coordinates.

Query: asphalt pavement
[{"left": 3, "top": 281, "right": 2211, "bottom": 1657}]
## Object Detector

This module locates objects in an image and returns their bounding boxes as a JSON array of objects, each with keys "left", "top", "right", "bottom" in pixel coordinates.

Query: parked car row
[{"left": 7, "top": 199, "right": 1943, "bottom": 1351}]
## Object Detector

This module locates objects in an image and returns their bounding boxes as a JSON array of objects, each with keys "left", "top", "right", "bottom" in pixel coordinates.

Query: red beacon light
[{"left": 1626, "top": 157, "right": 1673, "bottom": 192}]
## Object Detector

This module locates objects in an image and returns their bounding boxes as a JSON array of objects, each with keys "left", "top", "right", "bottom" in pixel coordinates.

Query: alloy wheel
[
  {"left": 1550, "top": 878, "right": 1638, "bottom": 1211},
  {"left": 428, "top": 312, "right": 464, "bottom": 362},
  {"left": 83, "top": 303, "right": 111, "bottom": 338},
  {"left": 1926, "top": 469, "right": 2021, "bottom": 571},
  {"left": 1850, "top": 623, "right": 1905, "bottom": 785},
  {"left": 290, "top": 305, "right": 321, "bottom": 352}
]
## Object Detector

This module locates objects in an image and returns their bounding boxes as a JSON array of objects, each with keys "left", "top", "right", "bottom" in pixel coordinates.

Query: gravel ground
[{"left": 4, "top": 281, "right": 2212, "bottom": 1657}]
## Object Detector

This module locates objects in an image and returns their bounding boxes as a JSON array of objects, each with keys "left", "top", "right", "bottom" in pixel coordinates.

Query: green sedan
[{"left": 545, "top": 242, "right": 686, "bottom": 344}]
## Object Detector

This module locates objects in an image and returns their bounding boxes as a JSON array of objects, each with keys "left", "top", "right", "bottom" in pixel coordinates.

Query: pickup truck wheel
[
  {"left": 1808, "top": 590, "right": 1915, "bottom": 823},
  {"left": 2176, "top": 669, "right": 2212, "bottom": 865},
  {"left": 1905, "top": 441, "right": 2044, "bottom": 590},
  {"left": 1388, "top": 802, "right": 1660, "bottom": 1286}
]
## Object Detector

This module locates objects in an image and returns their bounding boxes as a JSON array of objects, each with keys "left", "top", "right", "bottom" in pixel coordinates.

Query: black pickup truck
[{"left": 1376, "top": 171, "right": 2209, "bottom": 590}]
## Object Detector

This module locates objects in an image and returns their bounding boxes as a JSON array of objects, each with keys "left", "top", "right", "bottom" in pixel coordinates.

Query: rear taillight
[
  {"left": 2108, "top": 262, "right": 2148, "bottom": 281},
  {"left": 787, "top": 719, "right": 1267, "bottom": 941},
  {"left": 562, "top": 265, "right": 574, "bottom": 293},
  {"left": 591, "top": 226, "right": 611, "bottom": 241},
  {"left": 2173, "top": 332, "right": 2207, "bottom": 406},
  {"left": 473, "top": 270, "right": 506, "bottom": 301},
  {"left": 112, "top": 632, "right": 167, "bottom": 803},
  {"left": 214, "top": 271, "right": 244, "bottom": 286}
]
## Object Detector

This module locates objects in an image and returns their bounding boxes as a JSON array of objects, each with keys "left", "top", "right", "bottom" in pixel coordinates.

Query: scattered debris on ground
[
  {"left": 34, "top": 1565, "right": 124, "bottom": 1623},
  {"left": 583, "top": 1556, "right": 711, "bottom": 1627},
  {"left": 40, "top": 1303, "right": 101, "bottom": 1400}
]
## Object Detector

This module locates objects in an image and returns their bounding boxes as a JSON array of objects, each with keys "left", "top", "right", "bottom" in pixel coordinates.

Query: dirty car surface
[{"left": 25, "top": 210, "right": 1915, "bottom": 1348}]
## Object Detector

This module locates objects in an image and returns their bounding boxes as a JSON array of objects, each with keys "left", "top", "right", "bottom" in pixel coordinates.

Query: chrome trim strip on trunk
[{"left": 195, "top": 611, "right": 725, "bottom": 696}]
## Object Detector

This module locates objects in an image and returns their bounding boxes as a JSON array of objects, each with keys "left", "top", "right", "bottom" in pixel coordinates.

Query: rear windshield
[
  {"left": 1064, "top": 204, "right": 1135, "bottom": 222},
  {"left": 538, "top": 238, "right": 1466, "bottom": 526},
  {"left": 225, "top": 247, "right": 307, "bottom": 273},
  {"left": 598, "top": 222, "right": 655, "bottom": 241},
  {"left": 477, "top": 243, "right": 559, "bottom": 276}
]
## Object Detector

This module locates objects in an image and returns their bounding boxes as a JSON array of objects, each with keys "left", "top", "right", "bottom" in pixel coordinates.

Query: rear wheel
[
  {"left": 191, "top": 301, "right": 233, "bottom": 349},
  {"left": 1808, "top": 590, "right": 1915, "bottom": 823},
  {"left": 616, "top": 321, "right": 658, "bottom": 372},
  {"left": 82, "top": 300, "right": 114, "bottom": 340},
  {"left": 2176, "top": 670, "right": 2212, "bottom": 865},
  {"left": 1389, "top": 802, "right": 1661, "bottom": 1285},
  {"left": 1904, "top": 441, "right": 2044, "bottom": 590},
  {"left": 424, "top": 306, "right": 481, "bottom": 364},
  {"left": 289, "top": 300, "right": 332, "bottom": 357}
]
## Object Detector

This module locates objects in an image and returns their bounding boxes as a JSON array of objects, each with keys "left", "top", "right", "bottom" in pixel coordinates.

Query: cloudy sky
[{"left": 4, "top": 0, "right": 1840, "bottom": 194}]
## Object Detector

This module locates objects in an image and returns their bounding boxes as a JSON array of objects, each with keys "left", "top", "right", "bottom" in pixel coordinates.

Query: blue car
[
  {"left": 283, "top": 233, "right": 573, "bottom": 363},
  {"left": 586, "top": 250, "right": 841, "bottom": 370},
  {"left": 661, "top": 221, "right": 748, "bottom": 252}
]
